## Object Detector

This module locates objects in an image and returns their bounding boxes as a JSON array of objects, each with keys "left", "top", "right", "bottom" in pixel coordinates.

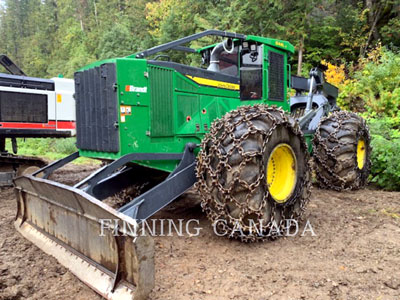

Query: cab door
[{"left": 239, "top": 44, "right": 263, "bottom": 101}]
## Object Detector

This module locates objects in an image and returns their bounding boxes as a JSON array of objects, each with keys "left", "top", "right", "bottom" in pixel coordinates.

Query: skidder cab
[{"left": 13, "top": 30, "right": 371, "bottom": 299}]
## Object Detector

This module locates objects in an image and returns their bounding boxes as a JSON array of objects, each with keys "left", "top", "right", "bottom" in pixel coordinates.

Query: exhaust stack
[{"left": 207, "top": 39, "right": 234, "bottom": 72}]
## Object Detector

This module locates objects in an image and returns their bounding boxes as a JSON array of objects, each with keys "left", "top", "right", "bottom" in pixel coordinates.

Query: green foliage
[
  {"left": 97, "top": 22, "right": 135, "bottom": 60},
  {"left": 337, "top": 47, "right": 400, "bottom": 118},
  {"left": 7, "top": 138, "right": 77, "bottom": 157},
  {"left": 368, "top": 117, "right": 400, "bottom": 139},
  {"left": 0, "top": 0, "right": 151, "bottom": 77},
  {"left": 5, "top": 138, "right": 97, "bottom": 164},
  {"left": 1, "top": 0, "right": 400, "bottom": 78},
  {"left": 380, "top": 18, "right": 400, "bottom": 46},
  {"left": 337, "top": 47, "right": 400, "bottom": 191},
  {"left": 368, "top": 118, "right": 400, "bottom": 191}
]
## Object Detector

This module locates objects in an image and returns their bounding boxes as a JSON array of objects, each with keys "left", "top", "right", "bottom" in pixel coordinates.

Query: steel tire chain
[
  {"left": 312, "top": 110, "right": 371, "bottom": 191},
  {"left": 195, "top": 104, "right": 312, "bottom": 242}
]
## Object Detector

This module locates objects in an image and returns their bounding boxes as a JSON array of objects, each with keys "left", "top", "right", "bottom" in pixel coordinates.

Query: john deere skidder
[{"left": 14, "top": 30, "right": 371, "bottom": 299}]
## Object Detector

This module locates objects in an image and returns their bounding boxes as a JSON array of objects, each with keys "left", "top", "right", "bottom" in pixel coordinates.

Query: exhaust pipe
[{"left": 207, "top": 39, "right": 234, "bottom": 72}]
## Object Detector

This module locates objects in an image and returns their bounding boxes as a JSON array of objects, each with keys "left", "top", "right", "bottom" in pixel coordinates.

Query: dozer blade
[{"left": 14, "top": 174, "right": 154, "bottom": 300}]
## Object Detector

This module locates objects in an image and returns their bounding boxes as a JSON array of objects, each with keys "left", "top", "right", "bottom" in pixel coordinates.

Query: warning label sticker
[{"left": 120, "top": 105, "right": 132, "bottom": 123}]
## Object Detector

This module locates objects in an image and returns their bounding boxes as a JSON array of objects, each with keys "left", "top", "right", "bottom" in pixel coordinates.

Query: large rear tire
[
  {"left": 312, "top": 111, "right": 371, "bottom": 190},
  {"left": 196, "top": 105, "right": 311, "bottom": 242}
]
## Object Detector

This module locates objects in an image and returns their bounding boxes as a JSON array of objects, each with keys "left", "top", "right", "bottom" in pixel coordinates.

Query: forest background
[{"left": 0, "top": 0, "right": 399, "bottom": 189}]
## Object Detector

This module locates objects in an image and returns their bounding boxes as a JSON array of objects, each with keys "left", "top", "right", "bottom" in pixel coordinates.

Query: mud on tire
[
  {"left": 312, "top": 111, "right": 371, "bottom": 191},
  {"left": 195, "top": 105, "right": 311, "bottom": 242}
]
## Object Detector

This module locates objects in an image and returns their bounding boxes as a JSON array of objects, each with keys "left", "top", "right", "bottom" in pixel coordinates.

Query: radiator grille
[
  {"left": 268, "top": 51, "right": 285, "bottom": 101},
  {"left": 74, "top": 63, "right": 119, "bottom": 152},
  {"left": 0, "top": 91, "right": 47, "bottom": 123}
]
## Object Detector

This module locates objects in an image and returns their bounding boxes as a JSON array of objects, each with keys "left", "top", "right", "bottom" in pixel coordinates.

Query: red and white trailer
[
  {"left": 0, "top": 73, "right": 76, "bottom": 138},
  {"left": 0, "top": 54, "right": 76, "bottom": 185}
]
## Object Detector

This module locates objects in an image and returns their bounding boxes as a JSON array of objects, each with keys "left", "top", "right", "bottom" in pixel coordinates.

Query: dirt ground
[{"left": 1, "top": 163, "right": 400, "bottom": 300}]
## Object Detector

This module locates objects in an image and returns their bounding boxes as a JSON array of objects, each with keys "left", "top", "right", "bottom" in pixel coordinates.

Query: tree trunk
[
  {"left": 77, "top": 0, "right": 88, "bottom": 32},
  {"left": 93, "top": 1, "right": 98, "bottom": 25},
  {"left": 369, "top": 0, "right": 381, "bottom": 40},
  {"left": 297, "top": 36, "right": 304, "bottom": 76},
  {"left": 360, "top": 2, "right": 382, "bottom": 57},
  {"left": 51, "top": 0, "right": 58, "bottom": 24}
]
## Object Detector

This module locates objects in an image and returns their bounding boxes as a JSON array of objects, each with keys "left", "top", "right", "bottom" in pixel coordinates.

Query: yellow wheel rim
[
  {"left": 357, "top": 138, "right": 366, "bottom": 170},
  {"left": 266, "top": 144, "right": 297, "bottom": 203}
]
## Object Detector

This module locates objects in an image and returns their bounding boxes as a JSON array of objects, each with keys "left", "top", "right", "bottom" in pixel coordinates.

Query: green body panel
[
  {"left": 246, "top": 35, "right": 295, "bottom": 54},
  {"left": 78, "top": 37, "right": 309, "bottom": 173}
]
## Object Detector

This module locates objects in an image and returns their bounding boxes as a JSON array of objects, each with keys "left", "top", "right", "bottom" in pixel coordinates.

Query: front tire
[
  {"left": 196, "top": 105, "right": 311, "bottom": 242},
  {"left": 312, "top": 111, "right": 371, "bottom": 190}
]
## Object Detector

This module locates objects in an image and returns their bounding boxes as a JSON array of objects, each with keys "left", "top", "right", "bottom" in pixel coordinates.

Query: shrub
[
  {"left": 6, "top": 138, "right": 77, "bottom": 158},
  {"left": 368, "top": 118, "right": 400, "bottom": 191},
  {"left": 320, "top": 59, "right": 346, "bottom": 87},
  {"left": 50, "top": 138, "right": 77, "bottom": 155},
  {"left": 337, "top": 47, "right": 400, "bottom": 118}
]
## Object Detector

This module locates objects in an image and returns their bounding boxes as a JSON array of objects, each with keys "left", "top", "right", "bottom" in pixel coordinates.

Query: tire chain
[
  {"left": 312, "top": 110, "right": 371, "bottom": 191},
  {"left": 195, "top": 104, "right": 311, "bottom": 242}
]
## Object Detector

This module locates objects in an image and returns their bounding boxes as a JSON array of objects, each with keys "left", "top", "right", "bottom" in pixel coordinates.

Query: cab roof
[{"left": 196, "top": 36, "right": 294, "bottom": 54}]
